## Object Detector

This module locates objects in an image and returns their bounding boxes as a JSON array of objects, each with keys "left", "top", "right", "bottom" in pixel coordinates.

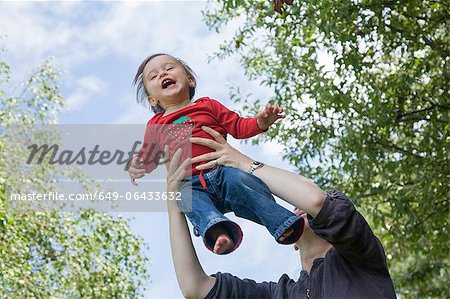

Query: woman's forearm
[
  {"left": 164, "top": 148, "right": 216, "bottom": 298},
  {"left": 251, "top": 164, "right": 327, "bottom": 217},
  {"left": 168, "top": 203, "right": 216, "bottom": 299},
  {"left": 190, "top": 127, "right": 327, "bottom": 217}
]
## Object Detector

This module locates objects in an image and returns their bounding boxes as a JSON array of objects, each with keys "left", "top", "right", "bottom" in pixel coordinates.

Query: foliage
[
  {"left": 0, "top": 54, "right": 149, "bottom": 298},
  {"left": 203, "top": 0, "right": 449, "bottom": 297}
]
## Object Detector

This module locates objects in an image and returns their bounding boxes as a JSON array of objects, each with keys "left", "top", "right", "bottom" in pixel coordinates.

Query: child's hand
[
  {"left": 128, "top": 156, "right": 146, "bottom": 186},
  {"left": 256, "top": 103, "right": 285, "bottom": 131}
]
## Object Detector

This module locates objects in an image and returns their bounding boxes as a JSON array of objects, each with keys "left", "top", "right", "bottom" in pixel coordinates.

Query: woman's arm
[
  {"left": 165, "top": 147, "right": 216, "bottom": 298},
  {"left": 190, "top": 126, "right": 327, "bottom": 217}
]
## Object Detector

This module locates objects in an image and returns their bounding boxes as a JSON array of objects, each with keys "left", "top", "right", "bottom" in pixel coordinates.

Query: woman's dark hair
[{"left": 133, "top": 53, "right": 197, "bottom": 114}]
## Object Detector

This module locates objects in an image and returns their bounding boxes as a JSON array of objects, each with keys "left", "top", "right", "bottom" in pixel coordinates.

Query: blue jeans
[{"left": 178, "top": 166, "right": 304, "bottom": 253}]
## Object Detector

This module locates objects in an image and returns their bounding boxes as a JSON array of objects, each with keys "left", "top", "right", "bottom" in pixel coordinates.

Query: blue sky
[{"left": 0, "top": 1, "right": 303, "bottom": 297}]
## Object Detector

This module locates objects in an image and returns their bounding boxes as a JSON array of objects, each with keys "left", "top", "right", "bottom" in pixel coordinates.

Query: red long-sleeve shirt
[{"left": 138, "top": 97, "right": 264, "bottom": 177}]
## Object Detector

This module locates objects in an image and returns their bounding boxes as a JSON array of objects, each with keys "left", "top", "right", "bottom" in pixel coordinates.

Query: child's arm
[
  {"left": 128, "top": 124, "right": 161, "bottom": 185},
  {"left": 210, "top": 99, "right": 283, "bottom": 139}
]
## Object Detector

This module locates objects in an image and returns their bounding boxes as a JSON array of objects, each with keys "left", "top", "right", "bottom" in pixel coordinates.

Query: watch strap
[{"left": 248, "top": 161, "right": 264, "bottom": 174}]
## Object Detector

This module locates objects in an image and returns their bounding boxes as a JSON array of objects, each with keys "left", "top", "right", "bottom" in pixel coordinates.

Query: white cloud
[
  {"left": 0, "top": 1, "right": 257, "bottom": 120},
  {"left": 114, "top": 101, "right": 152, "bottom": 124},
  {"left": 65, "top": 75, "right": 107, "bottom": 111},
  {"left": 0, "top": 3, "right": 82, "bottom": 72}
]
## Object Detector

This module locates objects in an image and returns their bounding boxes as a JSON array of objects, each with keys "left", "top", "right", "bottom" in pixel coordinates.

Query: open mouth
[{"left": 162, "top": 78, "right": 176, "bottom": 89}]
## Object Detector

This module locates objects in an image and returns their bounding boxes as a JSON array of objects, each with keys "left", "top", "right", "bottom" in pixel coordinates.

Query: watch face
[{"left": 248, "top": 161, "right": 263, "bottom": 173}]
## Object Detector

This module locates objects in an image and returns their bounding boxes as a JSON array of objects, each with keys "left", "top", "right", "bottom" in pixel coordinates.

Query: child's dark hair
[{"left": 133, "top": 53, "right": 197, "bottom": 114}]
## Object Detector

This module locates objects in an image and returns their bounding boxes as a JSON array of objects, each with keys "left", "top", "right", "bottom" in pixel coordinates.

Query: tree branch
[
  {"left": 367, "top": 137, "right": 424, "bottom": 159},
  {"left": 396, "top": 106, "right": 435, "bottom": 120}
]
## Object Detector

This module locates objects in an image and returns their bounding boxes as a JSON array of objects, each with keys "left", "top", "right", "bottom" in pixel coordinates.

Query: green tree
[
  {"left": 204, "top": 1, "right": 449, "bottom": 297},
  {"left": 0, "top": 53, "right": 149, "bottom": 298}
]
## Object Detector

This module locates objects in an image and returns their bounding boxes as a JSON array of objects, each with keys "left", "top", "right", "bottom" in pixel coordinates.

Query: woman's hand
[
  {"left": 190, "top": 126, "right": 254, "bottom": 172},
  {"left": 163, "top": 145, "right": 191, "bottom": 193},
  {"left": 191, "top": 127, "right": 326, "bottom": 217}
]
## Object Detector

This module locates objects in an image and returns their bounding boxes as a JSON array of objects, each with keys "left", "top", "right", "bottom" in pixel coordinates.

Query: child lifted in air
[{"left": 129, "top": 54, "right": 304, "bottom": 254}]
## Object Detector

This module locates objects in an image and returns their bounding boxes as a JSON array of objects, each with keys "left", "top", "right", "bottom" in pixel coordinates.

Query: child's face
[{"left": 142, "top": 55, "right": 194, "bottom": 109}]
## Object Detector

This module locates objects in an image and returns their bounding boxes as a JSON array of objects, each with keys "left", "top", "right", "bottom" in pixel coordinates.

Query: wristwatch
[{"left": 247, "top": 161, "right": 264, "bottom": 174}]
